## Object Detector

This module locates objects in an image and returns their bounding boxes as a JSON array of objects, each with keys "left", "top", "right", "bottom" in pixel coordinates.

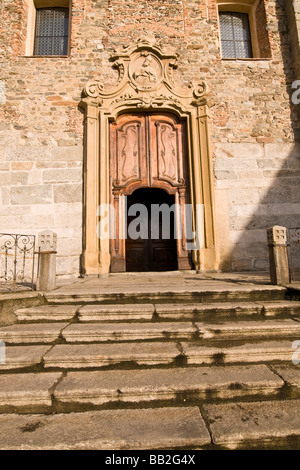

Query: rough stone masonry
[{"left": 0, "top": 0, "right": 300, "bottom": 277}]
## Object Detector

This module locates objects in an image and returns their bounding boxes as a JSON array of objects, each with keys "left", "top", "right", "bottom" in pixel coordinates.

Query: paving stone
[
  {"left": 62, "top": 322, "right": 197, "bottom": 342},
  {"left": 204, "top": 400, "right": 300, "bottom": 449},
  {"left": 54, "top": 364, "right": 284, "bottom": 406},
  {"left": 77, "top": 304, "right": 155, "bottom": 321},
  {"left": 14, "top": 305, "right": 80, "bottom": 322},
  {"left": 195, "top": 319, "right": 300, "bottom": 340},
  {"left": 0, "top": 407, "right": 210, "bottom": 450},
  {"left": 0, "top": 323, "right": 69, "bottom": 344},
  {"left": 43, "top": 342, "right": 181, "bottom": 369},
  {"left": 0, "top": 345, "right": 51, "bottom": 370},
  {"left": 0, "top": 372, "right": 62, "bottom": 408},
  {"left": 181, "top": 340, "right": 294, "bottom": 365}
]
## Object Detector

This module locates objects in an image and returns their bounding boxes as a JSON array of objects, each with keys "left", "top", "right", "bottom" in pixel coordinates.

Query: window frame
[
  {"left": 25, "top": 0, "right": 71, "bottom": 57},
  {"left": 219, "top": 11, "right": 253, "bottom": 59},
  {"left": 217, "top": 1, "right": 260, "bottom": 59}
]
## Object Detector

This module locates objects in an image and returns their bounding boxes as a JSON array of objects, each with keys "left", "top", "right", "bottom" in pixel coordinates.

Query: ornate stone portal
[{"left": 80, "top": 38, "right": 217, "bottom": 274}]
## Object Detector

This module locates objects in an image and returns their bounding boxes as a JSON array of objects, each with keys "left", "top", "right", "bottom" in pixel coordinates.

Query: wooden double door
[
  {"left": 126, "top": 188, "right": 177, "bottom": 272},
  {"left": 110, "top": 112, "right": 191, "bottom": 272}
]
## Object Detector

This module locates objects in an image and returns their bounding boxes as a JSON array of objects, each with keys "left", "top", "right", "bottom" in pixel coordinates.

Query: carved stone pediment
[{"left": 81, "top": 38, "right": 209, "bottom": 115}]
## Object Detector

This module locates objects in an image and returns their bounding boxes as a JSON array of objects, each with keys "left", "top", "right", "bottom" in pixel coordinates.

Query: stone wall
[{"left": 0, "top": 0, "right": 299, "bottom": 276}]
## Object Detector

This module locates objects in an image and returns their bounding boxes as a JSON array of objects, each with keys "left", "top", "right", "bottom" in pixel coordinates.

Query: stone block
[
  {"left": 53, "top": 183, "right": 82, "bottom": 203},
  {"left": 51, "top": 145, "right": 83, "bottom": 161},
  {"left": 10, "top": 185, "right": 52, "bottom": 205},
  {"left": 54, "top": 365, "right": 283, "bottom": 406},
  {"left": 43, "top": 342, "right": 181, "bottom": 368},
  {"left": 42, "top": 168, "right": 82, "bottom": 183},
  {"left": 0, "top": 407, "right": 210, "bottom": 450},
  {"left": 6, "top": 147, "right": 51, "bottom": 162},
  {"left": 214, "top": 143, "right": 264, "bottom": 160},
  {"left": 0, "top": 372, "right": 62, "bottom": 409},
  {"left": 204, "top": 400, "right": 300, "bottom": 449}
]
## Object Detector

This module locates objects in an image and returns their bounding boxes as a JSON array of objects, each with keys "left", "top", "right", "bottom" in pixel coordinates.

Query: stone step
[
  {"left": 1, "top": 399, "right": 299, "bottom": 450},
  {"left": 0, "top": 372, "right": 63, "bottom": 410},
  {"left": 14, "top": 300, "right": 300, "bottom": 324},
  {"left": 53, "top": 365, "right": 284, "bottom": 407},
  {"left": 2, "top": 319, "right": 299, "bottom": 345},
  {"left": 0, "top": 323, "right": 69, "bottom": 344},
  {"left": 0, "top": 407, "right": 210, "bottom": 450},
  {"left": 155, "top": 301, "right": 300, "bottom": 320},
  {"left": 45, "top": 284, "right": 286, "bottom": 305},
  {"left": 196, "top": 319, "right": 300, "bottom": 340},
  {"left": 0, "top": 345, "right": 51, "bottom": 371},
  {"left": 203, "top": 399, "right": 300, "bottom": 449},
  {"left": 62, "top": 319, "right": 300, "bottom": 343},
  {"left": 61, "top": 322, "right": 197, "bottom": 342},
  {"left": 38, "top": 340, "right": 295, "bottom": 370},
  {"left": 0, "top": 365, "right": 287, "bottom": 412},
  {"left": 182, "top": 340, "right": 294, "bottom": 365},
  {"left": 14, "top": 305, "right": 80, "bottom": 322},
  {"left": 43, "top": 342, "right": 181, "bottom": 369}
]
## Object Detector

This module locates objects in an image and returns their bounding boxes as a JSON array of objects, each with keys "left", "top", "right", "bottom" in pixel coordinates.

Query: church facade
[{"left": 0, "top": 0, "right": 300, "bottom": 278}]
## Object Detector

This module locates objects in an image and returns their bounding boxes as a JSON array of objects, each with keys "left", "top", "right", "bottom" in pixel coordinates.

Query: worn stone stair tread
[
  {"left": 155, "top": 301, "right": 300, "bottom": 319},
  {"left": 271, "top": 364, "right": 300, "bottom": 389},
  {"left": 14, "top": 305, "right": 80, "bottom": 322},
  {"left": 0, "top": 345, "right": 51, "bottom": 370},
  {"left": 77, "top": 303, "right": 155, "bottom": 321},
  {"left": 43, "top": 342, "right": 181, "bottom": 368},
  {"left": 54, "top": 364, "right": 284, "bottom": 405},
  {"left": 196, "top": 319, "right": 300, "bottom": 339},
  {"left": 62, "top": 322, "right": 197, "bottom": 342},
  {"left": 0, "top": 372, "right": 62, "bottom": 408},
  {"left": 181, "top": 340, "right": 294, "bottom": 364},
  {"left": 0, "top": 407, "right": 210, "bottom": 450},
  {"left": 45, "top": 284, "right": 286, "bottom": 304},
  {"left": 0, "top": 323, "right": 69, "bottom": 344},
  {"left": 204, "top": 399, "right": 300, "bottom": 449}
]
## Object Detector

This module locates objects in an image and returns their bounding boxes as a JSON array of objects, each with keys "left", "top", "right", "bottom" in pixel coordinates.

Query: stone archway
[
  {"left": 109, "top": 112, "right": 191, "bottom": 272},
  {"left": 79, "top": 38, "right": 218, "bottom": 275}
]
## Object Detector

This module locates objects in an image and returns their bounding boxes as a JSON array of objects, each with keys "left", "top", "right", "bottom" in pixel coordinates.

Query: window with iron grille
[
  {"left": 219, "top": 12, "right": 253, "bottom": 59},
  {"left": 34, "top": 7, "right": 69, "bottom": 56}
]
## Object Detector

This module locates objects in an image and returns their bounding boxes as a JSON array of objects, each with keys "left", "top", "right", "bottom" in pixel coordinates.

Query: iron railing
[
  {"left": 0, "top": 233, "right": 36, "bottom": 291},
  {"left": 287, "top": 228, "right": 300, "bottom": 282}
]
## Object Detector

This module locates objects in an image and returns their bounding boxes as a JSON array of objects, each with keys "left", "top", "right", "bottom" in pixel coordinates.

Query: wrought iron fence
[
  {"left": 287, "top": 228, "right": 300, "bottom": 282},
  {"left": 0, "top": 233, "right": 36, "bottom": 291}
]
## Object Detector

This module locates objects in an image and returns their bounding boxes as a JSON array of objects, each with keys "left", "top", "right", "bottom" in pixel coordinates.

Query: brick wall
[{"left": 0, "top": 0, "right": 299, "bottom": 276}]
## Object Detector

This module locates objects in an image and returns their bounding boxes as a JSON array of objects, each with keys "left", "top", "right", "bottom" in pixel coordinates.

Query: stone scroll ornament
[{"left": 82, "top": 37, "right": 210, "bottom": 112}]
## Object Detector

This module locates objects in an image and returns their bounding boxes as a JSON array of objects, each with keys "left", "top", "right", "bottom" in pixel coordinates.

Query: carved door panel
[
  {"left": 150, "top": 114, "right": 186, "bottom": 188},
  {"left": 110, "top": 114, "right": 148, "bottom": 190}
]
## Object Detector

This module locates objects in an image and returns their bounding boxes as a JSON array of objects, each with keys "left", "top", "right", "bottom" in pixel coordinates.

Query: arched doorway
[
  {"left": 80, "top": 39, "right": 217, "bottom": 275},
  {"left": 126, "top": 188, "right": 178, "bottom": 272},
  {"left": 110, "top": 112, "right": 192, "bottom": 273}
]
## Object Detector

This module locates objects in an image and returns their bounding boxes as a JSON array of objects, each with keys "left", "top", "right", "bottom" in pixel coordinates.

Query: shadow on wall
[{"left": 218, "top": 0, "right": 300, "bottom": 276}]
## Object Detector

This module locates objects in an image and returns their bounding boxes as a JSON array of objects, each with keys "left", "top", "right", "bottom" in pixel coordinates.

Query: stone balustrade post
[
  {"left": 36, "top": 230, "right": 57, "bottom": 291},
  {"left": 267, "top": 226, "right": 290, "bottom": 285}
]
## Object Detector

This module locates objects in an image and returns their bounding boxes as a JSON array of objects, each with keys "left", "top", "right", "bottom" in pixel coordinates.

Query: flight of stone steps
[{"left": 1, "top": 283, "right": 300, "bottom": 450}]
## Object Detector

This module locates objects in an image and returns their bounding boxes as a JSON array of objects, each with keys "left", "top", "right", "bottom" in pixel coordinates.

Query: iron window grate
[
  {"left": 219, "top": 12, "right": 253, "bottom": 59},
  {"left": 34, "top": 7, "right": 69, "bottom": 56}
]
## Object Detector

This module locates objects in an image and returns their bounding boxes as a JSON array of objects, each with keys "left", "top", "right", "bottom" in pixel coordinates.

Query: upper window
[
  {"left": 34, "top": 7, "right": 69, "bottom": 56},
  {"left": 219, "top": 11, "right": 253, "bottom": 59}
]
